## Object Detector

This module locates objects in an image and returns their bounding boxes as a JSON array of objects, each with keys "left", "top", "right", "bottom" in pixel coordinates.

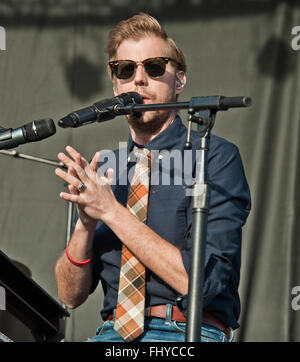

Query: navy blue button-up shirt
[{"left": 90, "top": 116, "right": 251, "bottom": 329}]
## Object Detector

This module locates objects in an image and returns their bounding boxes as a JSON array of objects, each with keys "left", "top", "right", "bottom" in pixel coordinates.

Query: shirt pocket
[{"left": 147, "top": 185, "right": 190, "bottom": 246}]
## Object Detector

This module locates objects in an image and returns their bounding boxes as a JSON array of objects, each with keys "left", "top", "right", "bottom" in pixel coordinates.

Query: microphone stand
[
  {"left": 0, "top": 149, "right": 65, "bottom": 168},
  {"left": 184, "top": 102, "right": 215, "bottom": 343},
  {"left": 111, "top": 95, "right": 251, "bottom": 342}
]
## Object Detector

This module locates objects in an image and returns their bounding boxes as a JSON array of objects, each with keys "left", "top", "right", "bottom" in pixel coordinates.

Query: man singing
[{"left": 54, "top": 13, "right": 251, "bottom": 342}]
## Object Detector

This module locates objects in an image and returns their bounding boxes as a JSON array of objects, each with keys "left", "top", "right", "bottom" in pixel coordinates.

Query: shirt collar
[{"left": 127, "top": 115, "right": 186, "bottom": 153}]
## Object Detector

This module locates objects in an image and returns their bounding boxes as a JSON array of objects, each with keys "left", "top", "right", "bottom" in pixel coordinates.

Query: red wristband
[{"left": 65, "top": 244, "right": 93, "bottom": 266}]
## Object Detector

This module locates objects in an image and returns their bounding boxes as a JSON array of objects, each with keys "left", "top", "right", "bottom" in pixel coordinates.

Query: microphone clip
[{"left": 184, "top": 103, "right": 216, "bottom": 150}]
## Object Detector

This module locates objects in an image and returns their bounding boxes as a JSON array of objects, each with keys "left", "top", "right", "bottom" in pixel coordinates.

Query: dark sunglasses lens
[
  {"left": 145, "top": 59, "right": 166, "bottom": 77},
  {"left": 116, "top": 61, "right": 135, "bottom": 79}
]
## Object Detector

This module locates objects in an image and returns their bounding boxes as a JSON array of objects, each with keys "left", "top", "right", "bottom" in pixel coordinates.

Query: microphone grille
[
  {"left": 116, "top": 92, "right": 143, "bottom": 106},
  {"left": 25, "top": 118, "right": 56, "bottom": 142},
  {"left": 126, "top": 92, "right": 143, "bottom": 119},
  {"left": 127, "top": 92, "right": 143, "bottom": 105}
]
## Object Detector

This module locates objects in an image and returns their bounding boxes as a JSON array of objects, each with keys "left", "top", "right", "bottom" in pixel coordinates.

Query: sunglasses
[{"left": 108, "top": 57, "right": 180, "bottom": 80}]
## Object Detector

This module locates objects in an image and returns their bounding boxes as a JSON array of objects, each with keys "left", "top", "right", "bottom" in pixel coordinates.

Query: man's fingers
[
  {"left": 57, "top": 152, "right": 85, "bottom": 179},
  {"left": 91, "top": 152, "right": 100, "bottom": 172},
  {"left": 66, "top": 145, "right": 90, "bottom": 169},
  {"left": 58, "top": 152, "right": 73, "bottom": 167},
  {"left": 105, "top": 168, "right": 115, "bottom": 186},
  {"left": 68, "top": 184, "right": 79, "bottom": 195},
  {"left": 69, "top": 165, "right": 77, "bottom": 177},
  {"left": 65, "top": 145, "right": 82, "bottom": 161},
  {"left": 59, "top": 146, "right": 85, "bottom": 170},
  {"left": 59, "top": 146, "right": 98, "bottom": 182},
  {"left": 59, "top": 191, "right": 80, "bottom": 203},
  {"left": 96, "top": 168, "right": 114, "bottom": 186},
  {"left": 55, "top": 168, "right": 84, "bottom": 190},
  {"left": 60, "top": 191, "right": 89, "bottom": 206},
  {"left": 81, "top": 152, "right": 98, "bottom": 179},
  {"left": 68, "top": 157, "right": 89, "bottom": 183}
]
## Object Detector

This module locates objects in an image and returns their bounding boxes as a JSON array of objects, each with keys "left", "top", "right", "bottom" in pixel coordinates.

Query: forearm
[
  {"left": 104, "top": 203, "right": 189, "bottom": 295},
  {"left": 54, "top": 219, "right": 95, "bottom": 309}
]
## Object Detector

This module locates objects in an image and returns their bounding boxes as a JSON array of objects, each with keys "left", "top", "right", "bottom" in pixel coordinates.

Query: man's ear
[{"left": 175, "top": 71, "right": 186, "bottom": 95}]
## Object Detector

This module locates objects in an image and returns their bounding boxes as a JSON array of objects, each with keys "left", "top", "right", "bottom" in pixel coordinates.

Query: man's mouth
[{"left": 140, "top": 94, "right": 152, "bottom": 103}]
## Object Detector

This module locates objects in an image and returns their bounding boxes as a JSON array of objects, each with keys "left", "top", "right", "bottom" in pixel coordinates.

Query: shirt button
[{"left": 158, "top": 154, "right": 163, "bottom": 160}]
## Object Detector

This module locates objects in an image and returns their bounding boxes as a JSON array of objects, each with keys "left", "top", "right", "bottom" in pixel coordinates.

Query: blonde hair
[{"left": 106, "top": 13, "right": 186, "bottom": 73}]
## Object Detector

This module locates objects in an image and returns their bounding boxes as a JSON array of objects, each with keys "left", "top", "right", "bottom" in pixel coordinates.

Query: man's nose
[{"left": 134, "top": 64, "right": 148, "bottom": 86}]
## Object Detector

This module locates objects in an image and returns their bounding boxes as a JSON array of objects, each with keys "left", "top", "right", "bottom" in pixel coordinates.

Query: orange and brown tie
[{"left": 114, "top": 147, "right": 151, "bottom": 342}]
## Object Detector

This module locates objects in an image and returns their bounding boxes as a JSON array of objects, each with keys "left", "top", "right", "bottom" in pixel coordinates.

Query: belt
[{"left": 106, "top": 304, "right": 231, "bottom": 339}]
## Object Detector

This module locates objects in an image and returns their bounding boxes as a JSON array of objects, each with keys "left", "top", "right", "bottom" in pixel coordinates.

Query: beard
[{"left": 127, "top": 108, "right": 175, "bottom": 137}]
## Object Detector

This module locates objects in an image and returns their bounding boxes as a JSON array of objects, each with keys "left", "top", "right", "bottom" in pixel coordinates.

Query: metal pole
[{"left": 185, "top": 134, "right": 211, "bottom": 342}]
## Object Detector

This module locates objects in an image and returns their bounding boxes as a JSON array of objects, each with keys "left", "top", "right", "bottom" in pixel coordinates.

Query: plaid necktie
[{"left": 114, "top": 147, "right": 151, "bottom": 342}]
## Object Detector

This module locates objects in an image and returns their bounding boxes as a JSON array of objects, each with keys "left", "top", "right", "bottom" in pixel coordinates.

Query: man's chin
[
  {"left": 128, "top": 111, "right": 159, "bottom": 127},
  {"left": 128, "top": 110, "right": 173, "bottom": 134}
]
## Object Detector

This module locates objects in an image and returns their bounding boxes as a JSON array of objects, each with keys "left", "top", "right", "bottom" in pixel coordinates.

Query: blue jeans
[{"left": 88, "top": 305, "right": 234, "bottom": 342}]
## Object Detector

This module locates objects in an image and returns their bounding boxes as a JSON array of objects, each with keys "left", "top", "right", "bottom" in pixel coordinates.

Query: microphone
[
  {"left": 58, "top": 92, "right": 143, "bottom": 128},
  {"left": 0, "top": 118, "right": 56, "bottom": 150}
]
